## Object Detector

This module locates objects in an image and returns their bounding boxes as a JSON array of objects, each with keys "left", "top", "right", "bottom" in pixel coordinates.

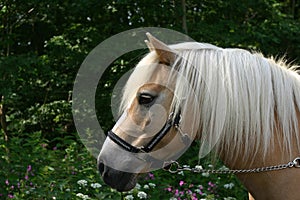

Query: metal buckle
[
  {"left": 163, "top": 161, "right": 181, "bottom": 173},
  {"left": 293, "top": 157, "right": 300, "bottom": 168}
]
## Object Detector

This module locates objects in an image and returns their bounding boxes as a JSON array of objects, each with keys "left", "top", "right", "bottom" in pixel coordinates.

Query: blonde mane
[{"left": 121, "top": 42, "right": 300, "bottom": 163}]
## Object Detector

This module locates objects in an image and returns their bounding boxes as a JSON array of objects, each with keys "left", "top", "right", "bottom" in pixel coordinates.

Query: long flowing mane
[{"left": 121, "top": 42, "right": 300, "bottom": 164}]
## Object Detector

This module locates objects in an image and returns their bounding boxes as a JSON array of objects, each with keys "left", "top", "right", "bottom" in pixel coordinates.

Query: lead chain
[{"left": 165, "top": 157, "right": 300, "bottom": 174}]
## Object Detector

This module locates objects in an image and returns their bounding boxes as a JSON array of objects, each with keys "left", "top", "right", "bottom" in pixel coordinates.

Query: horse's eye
[{"left": 138, "top": 93, "right": 155, "bottom": 105}]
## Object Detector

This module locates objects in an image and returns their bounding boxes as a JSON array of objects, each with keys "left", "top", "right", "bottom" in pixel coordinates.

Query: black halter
[{"left": 108, "top": 112, "right": 181, "bottom": 153}]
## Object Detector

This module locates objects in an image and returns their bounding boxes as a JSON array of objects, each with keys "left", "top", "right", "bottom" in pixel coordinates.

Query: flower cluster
[
  {"left": 75, "top": 179, "right": 103, "bottom": 199},
  {"left": 76, "top": 193, "right": 90, "bottom": 200},
  {"left": 1, "top": 165, "right": 35, "bottom": 199},
  {"left": 77, "top": 179, "right": 88, "bottom": 187},
  {"left": 223, "top": 183, "right": 235, "bottom": 190},
  {"left": 165, "top": 180, "right": 218, "bottom": 200},
  {"left": 123, "top": 173, "right": 157, "bottom": 200},
  {"left": 90, "top": 183, "right": 102, "bottom": 189},
  {"left": 124, "top": 183, "right": 151, "bottom": 199}
]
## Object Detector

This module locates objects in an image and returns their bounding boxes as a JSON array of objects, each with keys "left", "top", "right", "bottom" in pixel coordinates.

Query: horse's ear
[{"left": 145, "top": 33, "right": 175, "bottom": 64}]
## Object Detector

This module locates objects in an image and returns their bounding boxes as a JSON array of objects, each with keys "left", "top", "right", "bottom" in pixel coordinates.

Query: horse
[{"left": 97, "top": 33, "right": 300, "bottom": 199}]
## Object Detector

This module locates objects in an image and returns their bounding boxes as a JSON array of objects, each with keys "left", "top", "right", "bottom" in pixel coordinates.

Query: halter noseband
[{"left": 108, "top": 112, "right": 183, "bottom": 153}]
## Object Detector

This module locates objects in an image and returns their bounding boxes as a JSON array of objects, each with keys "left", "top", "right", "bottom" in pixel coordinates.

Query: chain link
[{"left": 164, "top": 157, "right": 300, "bottom": 174}]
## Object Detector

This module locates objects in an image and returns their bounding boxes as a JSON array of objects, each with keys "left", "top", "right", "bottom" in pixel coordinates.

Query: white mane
[{"left": 121, "top": 42, "right": 300, "bottom": 164}]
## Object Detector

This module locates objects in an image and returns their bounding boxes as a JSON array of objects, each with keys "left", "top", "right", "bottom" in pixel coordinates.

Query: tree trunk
[
  {"left": 0, "top": 95, "right": 8, "bottom": 141},
  {"left": 181, "top": 0, "right": 188, "bottom": 34},
  {"left": 292, "top": 0, "right": 296, "bottom": 19}
]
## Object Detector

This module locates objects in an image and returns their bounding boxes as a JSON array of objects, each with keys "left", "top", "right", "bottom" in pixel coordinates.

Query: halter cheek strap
[{"left": 108, "top": 112, "right": 184, "bottom": 154}]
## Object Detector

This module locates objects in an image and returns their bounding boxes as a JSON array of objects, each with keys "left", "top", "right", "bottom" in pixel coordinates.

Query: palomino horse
[{"left": 98, "top": 33, "right": 300, "bottom": 199}]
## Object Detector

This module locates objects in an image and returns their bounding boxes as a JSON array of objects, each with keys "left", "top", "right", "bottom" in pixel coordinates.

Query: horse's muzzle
[{"left": 98, "top": 162, "right": 138, "bottom": 192}]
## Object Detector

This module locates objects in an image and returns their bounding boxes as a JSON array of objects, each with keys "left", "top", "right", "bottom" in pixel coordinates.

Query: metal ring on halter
[
  {"left": 168, "top": 111, "right": 181, "bottom": 126},
  {"left": 293, "top": 157, "right": 300, "bottom": 168},
  {"left": 163, "top": 161, "right": 181, "bottom": 173}
]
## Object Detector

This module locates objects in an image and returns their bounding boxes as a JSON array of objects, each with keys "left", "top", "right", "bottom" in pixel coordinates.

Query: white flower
[
  {"left": 66, "top": 188, "right": 70, "bottom": 192},
  {"left": 77, "top": 180, "right": 88, "bottom": 187},
  {"left": 195, "top": 165, "right": 203, "bottom": 171},
  {"left": 148, "top": 183, "right": 156, "bottom": 188},
  {"left": 83, "top": 195, "right": 90, "bottom": 200},
  {"left": 201, "top": 172, "right": 210, "bottom": 177},
  {"left": 194, "top": 189, "right": 201, "bottom": 193},
  {"left": 76, "top": 193, "right": 90, "bottom": 200},
  {"left": 135, "top": 183, "right": 141, "bottom": 190},
  {"left": 224, "top": 197, "right": 236, "bottom": 200},
  {"left": 170, "top": 198, "right": 177, "bottom": 200},
  {"left": 143, "top": 184, "right": 149, "bottom": 189},
  {"left": 76, "top": 193, "right": 84, "bottom": 198},
  {"left": 91, "top": 183, "right": 102, "bottom": 189},
  {"left": 124, "top": 194, "right": 134, "bottom": 200},
  {"left": 219, "top": 165, "right": 229, "bottom": 171},
  {"left": 177, "top": 171, "right": 184, "bottom": 176},
  {"left": 137, "top": 191, "right": 147, "bottom": 199},
  {"left": 224, "top": 183, "right": 235, "bottom": 189}
]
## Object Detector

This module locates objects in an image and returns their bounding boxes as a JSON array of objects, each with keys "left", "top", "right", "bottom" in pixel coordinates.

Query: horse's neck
[
  {"left": 237, "top": 168, "right": 300, "bottom": 200},
  {"left": 220, "top": 109, "right": 300, "bottom": 200},
  {"left": 222, "top": 144, "right": 300, "bottom": 200}
]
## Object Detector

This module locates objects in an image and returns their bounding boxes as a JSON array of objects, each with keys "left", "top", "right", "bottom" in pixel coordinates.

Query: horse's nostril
[{"left": 98, "top": 162, "right": 105, "bottom": 175}]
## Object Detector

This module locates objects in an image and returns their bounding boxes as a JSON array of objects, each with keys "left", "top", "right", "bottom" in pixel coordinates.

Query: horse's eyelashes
[{"left": 138, "top": 93, "right": 156, "bottom": 105}]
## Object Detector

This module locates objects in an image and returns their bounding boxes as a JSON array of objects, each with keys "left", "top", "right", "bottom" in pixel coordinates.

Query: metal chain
[{"left": 164, "top": 157, "right": 300, "bottom": 174}]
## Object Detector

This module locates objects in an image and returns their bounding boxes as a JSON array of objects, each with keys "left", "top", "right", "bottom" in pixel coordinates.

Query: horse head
[{"left": 97, "top": 33, "right": 199, "bottom": 191}]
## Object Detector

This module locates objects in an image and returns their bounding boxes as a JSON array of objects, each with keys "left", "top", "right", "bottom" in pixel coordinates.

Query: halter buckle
[
  {"left": 163, "top": 161, "right": 181, "bottom": 173},
  {"left": 293, "top": 157, "right": 300, "bottom": 168}
]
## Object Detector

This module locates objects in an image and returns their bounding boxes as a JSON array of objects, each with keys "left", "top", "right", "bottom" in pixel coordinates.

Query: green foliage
[
  {"left": 28, "top": 100, "right": 72, "bottom": 129},
  {"left": 0, "top": 134, "right": 248, "bottom": 199},
  {"left": 0, "top": 132, "right": 99, "bottom": 199},
  {"left": 186, "top": 0, "right": 300, "bottom": 62}
]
